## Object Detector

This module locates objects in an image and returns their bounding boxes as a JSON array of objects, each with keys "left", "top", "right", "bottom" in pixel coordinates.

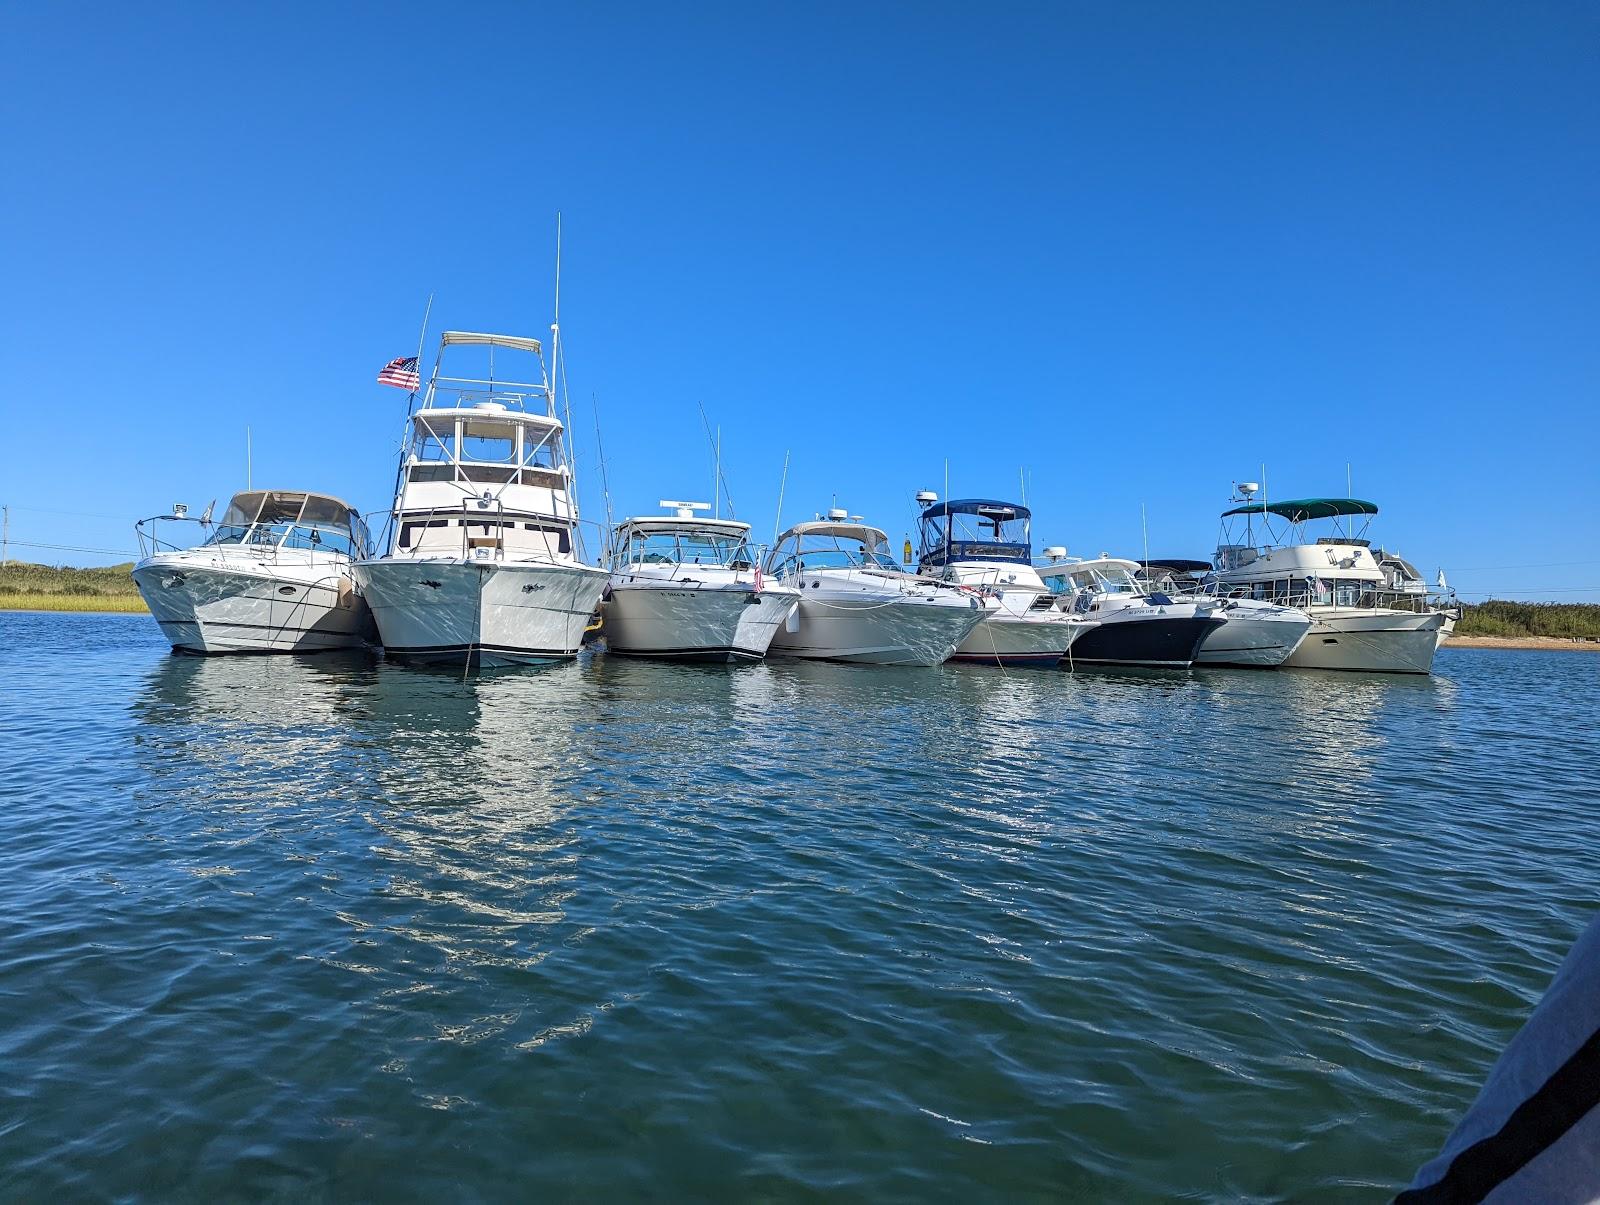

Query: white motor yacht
[
  {"left": 1208, "top": 485, "right": 1445, "bottom": 674},
  {"left": 1035, "top": 555, "right": 1228, "bottom": 668},
  {"left": 132, "top": 490, "right": 377, "bottom": 654},
  {"left": 765, "top": 512, "right": 984, "bottom": 665},
  {"left": 1137, "top": 559, "right": 1313, "bottom": 668},
  {"left": 352, "top": 331, "right": 608, "bottom": 667},
  {"left": 913, "top": 495, "right": 1096, "bottom": 667},
  {"left": 604, "top": 502, "right": 800, "bottom": 662}
]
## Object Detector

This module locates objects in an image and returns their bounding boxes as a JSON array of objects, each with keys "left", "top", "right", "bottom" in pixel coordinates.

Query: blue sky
[{"left": 4, "top": 3, "right": 1596, "bottom": 599}]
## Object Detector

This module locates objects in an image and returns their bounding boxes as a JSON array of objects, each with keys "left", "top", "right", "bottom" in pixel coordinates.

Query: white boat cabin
[
  {"left": 138, "top": 489, "right": 371, "bottom": 561},
  {"left": 386, "top": 332, "right": 581, "bottom": 563},
  {"left": 766, "top": 519, "right": 906, "bottom": 578},
  {"left": 1037, "top": 556, "right": 1146, "bottom": 601},
  {"left": 611, "top": 505, "right": 759, "bottom": 573},
  {"left": 1211, "top": 494, "right": 1428, "bottom": 611}
]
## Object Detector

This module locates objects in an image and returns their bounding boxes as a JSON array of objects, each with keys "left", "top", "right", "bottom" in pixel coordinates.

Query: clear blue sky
[{"left": 4, "top": 3, "right": 1596, "bottom": 599}]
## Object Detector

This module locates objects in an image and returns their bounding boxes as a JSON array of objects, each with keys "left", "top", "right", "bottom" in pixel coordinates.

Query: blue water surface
[{"left": 1, "top": 612, "right": 1596, "bottom": 1200}]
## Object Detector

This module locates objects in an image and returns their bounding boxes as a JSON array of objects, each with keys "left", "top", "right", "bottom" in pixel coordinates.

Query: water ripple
[{"left": 0, "top": 612, "right": 1595, "bottom": 1200}]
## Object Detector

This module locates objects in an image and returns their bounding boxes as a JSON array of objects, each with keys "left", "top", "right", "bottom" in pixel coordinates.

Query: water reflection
[{"left": 130, "top": 652, "right": 598, "bottom": 989}]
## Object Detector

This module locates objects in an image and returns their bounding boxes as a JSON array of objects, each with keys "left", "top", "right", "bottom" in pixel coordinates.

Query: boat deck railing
[
  {"left": 1208, "top": 581, "right": 1459, "bottom": 616},
  {"left": 135, "top": 515, "right": 364, "bottom": 561},
  {"left": 422, "top": 385, "right": 549, "bottom": 413}
]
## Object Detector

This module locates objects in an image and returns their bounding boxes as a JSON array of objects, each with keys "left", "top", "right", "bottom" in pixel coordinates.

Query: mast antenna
[
  {"left": 246, "top": 426, "right": 252, "bottom": 490},
  {"left": 772, "top": 450, "right": 790, "bottom": 548},
  {"left": 408, "top": 293, "right": 433, "bottom": 416},
  {"left": 592, "top": 392, "right": 615, "bottom": 558},
  {"left": 696, "top": 401, "right": 736, "bottom": 519},
  {"left": 549, "top": 214, "right": 585, "bottom": 557}
]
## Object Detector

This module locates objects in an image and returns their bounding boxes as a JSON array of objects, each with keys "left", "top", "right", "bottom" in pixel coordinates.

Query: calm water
[{"left": 2, "top": 612, "right": 1596, "bottom": 1200}]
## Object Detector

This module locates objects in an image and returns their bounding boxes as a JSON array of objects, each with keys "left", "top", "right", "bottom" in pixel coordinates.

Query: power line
[
  {"left": 1455, "top": 587, "right": 1600, "bottom": 596},
  {"left": 5, "top": 504, "right": 127, "bottom": 520},
  {"left": 4, "top": 539, "right": 139, "bottom": 558},
  {"left": 1447, "top": 560, "right": 1600, "bottom": 572}
]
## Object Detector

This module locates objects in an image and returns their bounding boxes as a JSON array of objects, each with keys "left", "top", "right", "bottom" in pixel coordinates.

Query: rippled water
[{"left": 2, "top": 612, "right": 1596, "bottom": 1200}]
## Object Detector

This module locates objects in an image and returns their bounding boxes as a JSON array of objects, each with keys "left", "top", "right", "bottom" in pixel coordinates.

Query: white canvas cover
[{"left": 439, "top": 331, "right": 543, "bottom": 355}]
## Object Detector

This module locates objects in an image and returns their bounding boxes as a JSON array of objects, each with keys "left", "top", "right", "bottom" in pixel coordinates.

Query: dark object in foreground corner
[{"left": 1398, "top": 915, "right": 1600, "bottom": 1203}]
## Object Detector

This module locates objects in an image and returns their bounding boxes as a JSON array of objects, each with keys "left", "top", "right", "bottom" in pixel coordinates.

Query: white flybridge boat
[
  {"left": 132, "top": 491, "right": 377, "bottom": 654},
  {"left": 913, "top": 495, "right": 1096, "bottom": 667},
  {"left": 765, "top": 511, "right": 985, "bottom": 665},
  {"left": 1208, "top": 484, "right": 1446, "bottom": 674},
  {"left": 352, "top": 331, "right": 608, "bottom": 667},
  {"left": 1135, "top": 559, "right": 1314, "bottom": 668},
  {"left": 603, "top": 501, "right": 801, "bottom": 662}
]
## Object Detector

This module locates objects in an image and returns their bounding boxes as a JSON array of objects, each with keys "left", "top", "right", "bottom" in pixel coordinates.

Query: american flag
[{"left": 377, "top": 356, "right": 420, "bottom": 391}]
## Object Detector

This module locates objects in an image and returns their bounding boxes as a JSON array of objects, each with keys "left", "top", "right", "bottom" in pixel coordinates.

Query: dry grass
[
  {"left": 0, "top": 592, "right": 148, "bottom": 613},
  {"left": 0, "top": 560, "right": 148, "bottom": 612}
]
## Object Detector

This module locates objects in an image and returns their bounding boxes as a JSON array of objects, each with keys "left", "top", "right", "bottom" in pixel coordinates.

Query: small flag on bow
[{"left": 377, "top": 356, "right": 421, "bottom": 391}]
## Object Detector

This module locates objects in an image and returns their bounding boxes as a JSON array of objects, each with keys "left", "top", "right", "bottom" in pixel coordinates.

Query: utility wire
[{"left": 5, "top": 539, "right": 139, "bottom": 557}]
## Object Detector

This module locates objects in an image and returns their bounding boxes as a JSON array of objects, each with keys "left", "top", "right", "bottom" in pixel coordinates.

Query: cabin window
[
  {"left": 408, "top": 464, "right": 455, "bottom": 483},
  {"left": 521, "top": 429, "right": 560, "bottom": 469},
  {"left": 459, "top": 464, "right": 518, "bottom": 484},
  {"left": 398, "top": 518, "right": 448, "bottom": 549},
  {"left": 460, "top": 421, "right": 515, "bottom": 464},
  {"left": 412, "top": 417, "right": 455, "bottom": 462}
]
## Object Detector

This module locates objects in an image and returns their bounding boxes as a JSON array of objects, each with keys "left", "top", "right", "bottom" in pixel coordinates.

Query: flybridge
[{"left": 415, "top": 330, "right": 554, "bottom": 415}]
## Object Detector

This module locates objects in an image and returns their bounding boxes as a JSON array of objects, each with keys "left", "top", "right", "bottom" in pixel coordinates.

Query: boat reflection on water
[{"left": 131, "top": 652, "right": 597, "bottom": 974}]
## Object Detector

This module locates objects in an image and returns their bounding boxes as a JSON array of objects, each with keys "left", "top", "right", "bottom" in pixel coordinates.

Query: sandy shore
[{"left": 1445, "top": 635, "right": 1600, "bottom": 652}]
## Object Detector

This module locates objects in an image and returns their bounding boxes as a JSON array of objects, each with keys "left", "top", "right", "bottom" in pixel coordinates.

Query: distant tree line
[{"left": 1455, "top": 601, "right": 1600, "bottom": 639}]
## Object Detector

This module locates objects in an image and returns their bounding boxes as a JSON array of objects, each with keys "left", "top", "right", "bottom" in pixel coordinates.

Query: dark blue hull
[{"left": 1064, "top": 616, "right": 1225, "bottom": 669}]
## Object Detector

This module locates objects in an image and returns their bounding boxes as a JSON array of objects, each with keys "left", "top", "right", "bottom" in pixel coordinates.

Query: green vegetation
[
  {"left": 1456, "top": 601, "right": 1600, "bottom": 640},
  {"left": 0, "top": 561, "right": 148, "bottom": 612}
]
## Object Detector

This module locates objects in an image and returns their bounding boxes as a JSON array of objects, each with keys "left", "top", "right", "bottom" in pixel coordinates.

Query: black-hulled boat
[{"left": 1035, "top": 555, "right": 1225, "bottom": 668}]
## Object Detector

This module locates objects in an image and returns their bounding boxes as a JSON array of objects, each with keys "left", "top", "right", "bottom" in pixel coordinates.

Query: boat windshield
[
  {"left": 617, "top": 528, "right": 755, "bottom": 569},
  {"left": 205, "top": 491, "right": 368, "bottom": 557},
  {"left": 771, "top": 532, "right": 901, "bottom": 574},
  {"left": 1044, "top": 564, "right": 1142, "bottom": 596}
]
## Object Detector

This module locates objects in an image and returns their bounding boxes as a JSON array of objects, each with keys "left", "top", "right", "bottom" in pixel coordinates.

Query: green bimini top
[{"left": 1221, "top": 497, "right": 1379, "bottom": 522}]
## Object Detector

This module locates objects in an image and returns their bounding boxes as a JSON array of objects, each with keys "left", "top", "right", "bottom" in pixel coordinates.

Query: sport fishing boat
[
  {"left": 132, "top": 490, "right": 377, "bottom": 654},
  {"left": 765, "top": 512, "right": 985, "bottom": 665},
  {"left": 1208, "top": 485, "right": 1445, "bottom": 674},
  {"left": 1035, "top": 555, "right": 1227, "bottom": 668},
  {"left": 604, "top": 501, "right": 800, "bottom": 662},
  {"left": 913, "top": 495, "right": 1096, "bottom": 667},
  {"left": 1137, "top": 559, "right": 1313, "bottom": 668},
  {"left": 352, "top": 330, "right": 608, "bottom": 667}
]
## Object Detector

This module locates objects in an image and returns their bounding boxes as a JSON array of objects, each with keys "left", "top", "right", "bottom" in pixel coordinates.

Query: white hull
[
  {"left": 131, "top": 556, "right": 373, "bottom": 654},
  {"left": 951, "top": 611, "right": 1092, "bottom": 667},
  {"left": 1194, "top": 606, "right": 1313, "bottom": 669},
  {"left": 1284, "top": 609, "right": 1444, "bottom": 674},
  {"left": 767, "top": 594, "right": 983, "bottom": 665},
  {"left": 353, "top": 557, "right": 609, "bottom": 667},
  {"left": 604, "top": 583, "right": 800, "bottom": 662}
]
